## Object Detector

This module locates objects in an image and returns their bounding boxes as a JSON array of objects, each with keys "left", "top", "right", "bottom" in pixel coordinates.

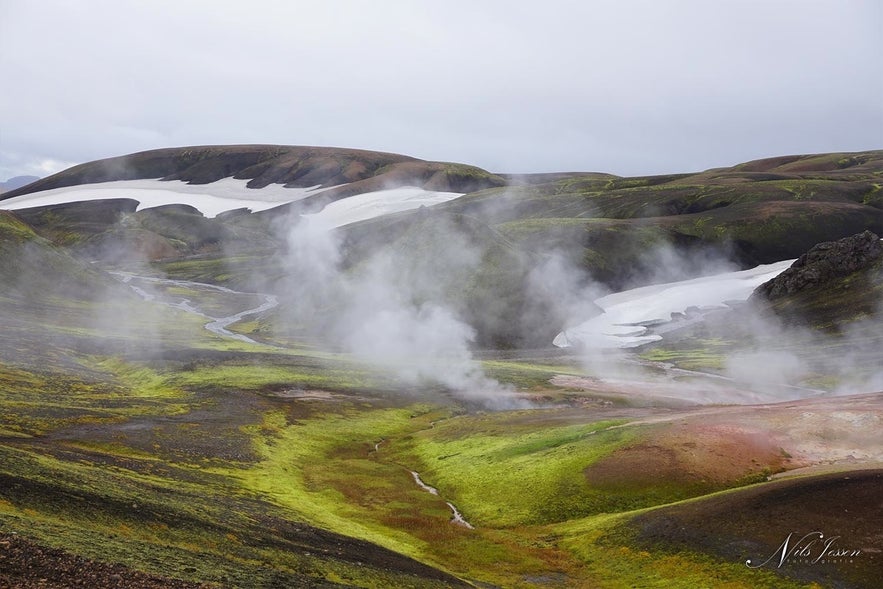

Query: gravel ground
[{"left": 0, "top": 533, "right": 212, "bottom": 589}]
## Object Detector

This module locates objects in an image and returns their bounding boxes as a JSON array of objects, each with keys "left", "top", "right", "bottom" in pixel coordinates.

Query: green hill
[{"left": 5, "top": 146, "right": 882, "bottom": 346}]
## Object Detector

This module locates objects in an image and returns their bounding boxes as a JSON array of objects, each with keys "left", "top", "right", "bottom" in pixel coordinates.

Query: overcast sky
[{"left": 1, "top": 0, "right": 881, "bottom": 181}]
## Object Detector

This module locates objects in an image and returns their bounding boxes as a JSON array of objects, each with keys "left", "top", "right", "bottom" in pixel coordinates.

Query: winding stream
[
  {"left": 373, "top": 439, "right": 473, "bottom": 528},
  {"left": 111, "top": 272, "right": 278, "bottom": 345},
  {"left": 409, "top": 471, "right": 474, "bottom": 529},
  {"left": 115, "top": 270, "right": 471, "bottom": 528}
]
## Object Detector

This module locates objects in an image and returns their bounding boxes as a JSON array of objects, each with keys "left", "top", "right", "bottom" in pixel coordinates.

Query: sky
[{"left": 1, "top": 0, "right": 881, "bottom": 181}]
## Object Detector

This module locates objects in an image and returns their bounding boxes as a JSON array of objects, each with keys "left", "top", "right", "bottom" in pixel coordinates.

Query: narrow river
[
  {"left": 117, "top": 271, "right": 474, "bottom": 528},
  {"left": 409, "top": 470, "right": 474, "bottom": 529},
  {"left": 111, "top": 271, "right": 278, "bottom": 345}
]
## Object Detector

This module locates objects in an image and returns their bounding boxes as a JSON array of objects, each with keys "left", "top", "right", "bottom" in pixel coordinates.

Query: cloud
[
  {"left": 0, "top": 151, "right": 78, "bottom": 181},
  {"left": 1, "top": 0, "right": 881, "bottom": 179}
]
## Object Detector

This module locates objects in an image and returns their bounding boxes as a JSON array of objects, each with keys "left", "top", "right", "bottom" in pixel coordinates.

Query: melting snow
[
  {"left": 0, "top": 179, "right": 464, "bottom": 226},
  {"left": 0, "top": 178, "right": 329, "bottom": 218},
  {"left": 302, "top": 186, "right": 463, "bottom": 228},
  {"left": 555, "top": 260, "right": 795, "bottom": 349}
]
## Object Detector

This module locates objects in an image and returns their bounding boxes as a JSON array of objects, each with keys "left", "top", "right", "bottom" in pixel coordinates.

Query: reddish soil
[{"left": 586, "top": 421, "right": 800, "bottom": 492}]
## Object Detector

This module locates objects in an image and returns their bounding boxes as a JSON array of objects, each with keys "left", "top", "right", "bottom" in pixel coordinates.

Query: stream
[
  {"left": 373, "top": 440, "right": 473, "bottom": 529},
  {"left": 409, "top": 471, "right": 474, "bottom": 529},
  {"left": 113, "top": 270, "right": 469, "bottom": 528},
  {"left": 111, "top": 272, "right": 278, "bottom": 345}
]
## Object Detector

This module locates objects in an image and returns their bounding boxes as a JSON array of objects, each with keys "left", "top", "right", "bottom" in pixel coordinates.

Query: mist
[
  {"left": 9, "top": 182, "right": 877, "bottom": 411},
  {"left": 549, "top": 236, "right": 883, "bottom": 403},
  {"left": 276, "top": 213, "right": 533, "bottom": 409},
  {"left": 271, "top": 200, "right": 883, "bottom": 408}
]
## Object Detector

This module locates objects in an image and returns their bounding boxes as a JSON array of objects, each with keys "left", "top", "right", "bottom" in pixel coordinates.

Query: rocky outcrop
[{"left": 753, "top": 230, "right": 883, "bottom": 300}]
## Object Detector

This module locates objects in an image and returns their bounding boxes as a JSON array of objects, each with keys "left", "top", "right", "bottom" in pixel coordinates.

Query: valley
[{"left": 1, "top": 146, "right": 881, "bottom": 588}]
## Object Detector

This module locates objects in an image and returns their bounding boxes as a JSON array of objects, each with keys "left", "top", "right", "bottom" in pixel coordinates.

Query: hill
[
  {"left": 1, "top": 145, "right": 505, "bottom": 201},
  {"left": 436, "top": 150, "right": 883, "bottom": 287},
  {"left": 752, "top": 230, "right": 883, "bottom": 329},
  {"left": 2, "top": 147, "right": 883, "bottom": 587},
  {"left": 0, "top": 175, "right": 39, "bottom": 193},
  {"left": 2, "top": 146, "right": 882, "bottom": 349}
]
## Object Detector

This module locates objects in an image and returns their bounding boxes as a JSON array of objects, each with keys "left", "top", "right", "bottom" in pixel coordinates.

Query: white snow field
[
  {"left": 0, "top": 178, "right": 329, "bottom": 218},
  {"left": 0, "top": 179, "right": 465, "bottom": 224},
  {"left": 302, "top": 186, "right": 463, "bottom": 228},
  {"left": 554, "top": 260, "right": 795, "bottom": 349}
]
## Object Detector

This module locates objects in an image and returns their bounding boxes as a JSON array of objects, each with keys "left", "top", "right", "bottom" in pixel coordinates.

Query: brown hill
[{"left": 1, "top": 145, "right": 505, "bottom": 200}]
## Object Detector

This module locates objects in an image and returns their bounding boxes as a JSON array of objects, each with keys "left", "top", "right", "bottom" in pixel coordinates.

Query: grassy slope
[
  {"left": 436, "top": 150, "right": 883, "bottom": 288},
  {"left": 4, "top": 151, "right": 882, "bottom": 587},
  {"left": 0, "top": 220, "right": 826, "bottom": 586},
  {"left": 223, "top": 398, "right": 825, "bottom": 588},
  {"left": 0, "top": 357, "right": 467, "bottom": 586},
  {"left": 613, "top": 470, "right": 882, "bottom": 588},
  {"left": 0, "top": 215, "right": 468, "bottom": 587},
  {"left": 0, "top": 320, "right": 845, "bottom": 587}
]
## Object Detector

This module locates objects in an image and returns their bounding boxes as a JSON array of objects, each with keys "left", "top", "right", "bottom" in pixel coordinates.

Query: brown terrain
[
  {"left": 0, "top": 532, "right": 212, "bottom": 589},
  {"left": 629, "top": 470, "right": 882, "bottom": 588}
]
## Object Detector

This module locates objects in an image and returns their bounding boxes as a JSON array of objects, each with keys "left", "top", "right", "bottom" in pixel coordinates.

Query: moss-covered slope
[
  {"left": 436, "top": 150, "right": 883, "bottom": 287},
  {"left": 6, "top": 147, "right": 883, "bottom": 349}
]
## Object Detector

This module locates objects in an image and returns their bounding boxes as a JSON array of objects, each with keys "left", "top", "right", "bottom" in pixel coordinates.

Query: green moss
[
  {"left": 0, "top": 211, "right": 42, "bottom": 243},
  {"left": 862, "top": 183, "right": 882, "bottom": 208},
  {"left": 0, "top": 444, "right": 453, "bottom": 588},
  {"left": 639, "top": 347, "right": 727, "bottom": 371},
  {"left": 0, "top": 361, "right": 188, "bottom": 436},
  {"left": 169, "top": 360, "right": 385, "bottom": 393},
  {"left": 233, "top": 405, "right": 634, "bottom": 586},
  {"left": 237, "top": 407, "right": 438, "bottom": 555},
  {"left": 480, "top": 359, "right": 584, "bottom": 390},
  {"left": 86, "top": 357, "right": 183, "bottom": 399},
  {"left": 397, "top": 413, "right": 636, "bottom": 526}
]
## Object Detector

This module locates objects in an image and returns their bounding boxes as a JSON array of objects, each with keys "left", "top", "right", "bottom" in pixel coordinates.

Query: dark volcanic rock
[{"left": 754, "top": 230, "right": 883, "bottom": 300}]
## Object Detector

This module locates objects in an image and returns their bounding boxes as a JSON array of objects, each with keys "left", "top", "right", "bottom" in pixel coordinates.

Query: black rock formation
[{"left": 753, "top": 230, "right": 883, "bottom": 300}]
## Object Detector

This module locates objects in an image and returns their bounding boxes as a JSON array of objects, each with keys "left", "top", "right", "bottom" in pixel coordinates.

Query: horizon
[{"left": 3, "top": 143, "right": 882, "bottom": 186}]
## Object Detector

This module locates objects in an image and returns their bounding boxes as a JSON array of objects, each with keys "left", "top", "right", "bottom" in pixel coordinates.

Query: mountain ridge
[
  {"left": 2, "top": 145, "right": 882, "bottom": 347},
  {"left": 0, "top": 145, "right": 505, "bottom": 200}
]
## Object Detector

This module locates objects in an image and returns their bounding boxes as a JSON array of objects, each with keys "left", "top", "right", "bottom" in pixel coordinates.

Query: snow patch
[
  {"left": 0, "top": 178, "right": 331, "bottom": 218},
  {"left": 0, "top": 179, "right": 465, "bottom": 226},
  {"left": 556, "top": 260, "right": 795, "bottom": 349},
  {"left": 303, "top": 186, "right": 463, "bottom": 228}
]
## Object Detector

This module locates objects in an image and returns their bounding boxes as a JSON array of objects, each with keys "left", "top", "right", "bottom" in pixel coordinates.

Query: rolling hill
[
  {"left": 4, "top": 147, "right": 880, "bottom": 283},
  {"left": 1, "top": 146, "right": 882, "bottom": 588},
  {"left": 3, "top": 145, "right": 881, "bottom": 348}
]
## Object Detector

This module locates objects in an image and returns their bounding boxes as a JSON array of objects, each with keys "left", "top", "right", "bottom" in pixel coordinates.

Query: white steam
[
  {"left": 278, "top": 211, "right": 883, "bottom": 406},
  {"left": 724, "top": 351, "right": 806, "bottom": 390},
  {"left": 280, "top": 214, "right": 527, "bottom": 409},
  {"left": 526, "top": 252, "right": 607, "bottom": 334}
]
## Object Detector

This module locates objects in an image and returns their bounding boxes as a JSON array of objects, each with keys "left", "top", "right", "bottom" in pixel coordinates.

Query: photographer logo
[{"left": 746, "top": 531, "right": 862, "bottom": 569}]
